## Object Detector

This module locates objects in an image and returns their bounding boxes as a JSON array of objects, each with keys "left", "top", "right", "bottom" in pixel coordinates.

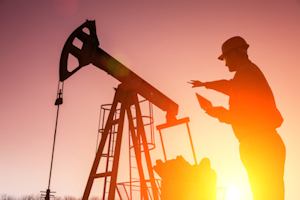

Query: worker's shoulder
[{"left": 240, "top": 62, "right": 264, "bottom": 77}]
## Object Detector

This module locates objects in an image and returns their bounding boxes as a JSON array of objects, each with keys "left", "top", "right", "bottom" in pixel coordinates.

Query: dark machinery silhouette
[
  {"left": 60, "top": 20, "right": 178, "bottom": 122},
  {"left": 58, "top": 20, "right": 196, "bottom": 200}
]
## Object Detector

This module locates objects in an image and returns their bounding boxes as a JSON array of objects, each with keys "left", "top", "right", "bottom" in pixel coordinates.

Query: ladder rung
[
  {"left": 93, "top": 172, "right": 112, "bottom": 178},
  {"left": 107, "top": 119, "right": 120, "bottom": 126},
  {"left": 102, "top": 153, "right": 115, "bottom": 158}
]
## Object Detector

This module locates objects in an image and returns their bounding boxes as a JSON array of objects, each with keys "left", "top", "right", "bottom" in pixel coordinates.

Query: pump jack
[{"left": 59, "top": 20, "right": 194, "bottom": 200}]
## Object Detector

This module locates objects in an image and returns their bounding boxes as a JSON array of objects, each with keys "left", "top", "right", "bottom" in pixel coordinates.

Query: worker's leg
[{"left": 239, "top": 130, "right": 286, "bottom": 200}]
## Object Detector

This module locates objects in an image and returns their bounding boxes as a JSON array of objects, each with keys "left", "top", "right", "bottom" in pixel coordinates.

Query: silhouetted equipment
[
  {"left": 59, "top": 20, "right": 178, "bottom": 122},
  {"left": 155, "top": 119, "right": 218, "bottom": 200},
  {"left": 58, "top": 20, "right": 193, "bottom": 200},
  {"left": 40, "top": 189, "right": 56, "bottom": 200},
  {"left": 41, "top": 83, "right": 63, "bottom": 200},
  {"left": 156, "top": 117, "right": 197, "bottom": 165},
  {"left": 153, "top": 157, "right": 217, "bottom": 200}
]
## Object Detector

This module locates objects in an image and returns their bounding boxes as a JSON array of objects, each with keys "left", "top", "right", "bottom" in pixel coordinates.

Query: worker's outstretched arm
[{"left": 188, "top": 79, "right": 232, "bottom": 95}]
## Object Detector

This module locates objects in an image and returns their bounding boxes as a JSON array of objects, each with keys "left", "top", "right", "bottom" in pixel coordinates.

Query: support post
[{"left": 82, "top": 85, "right": 159, "bottom": 200}]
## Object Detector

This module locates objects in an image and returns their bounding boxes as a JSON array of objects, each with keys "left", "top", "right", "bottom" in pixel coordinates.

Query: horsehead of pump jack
[{"left": 59, "top": 20, "right": 179, "bottom": 123}]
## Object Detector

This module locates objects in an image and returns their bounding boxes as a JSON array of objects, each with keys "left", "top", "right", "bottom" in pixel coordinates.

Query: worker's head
[{"left": 218, "top": 36, "right": 249, "bottom": 72}]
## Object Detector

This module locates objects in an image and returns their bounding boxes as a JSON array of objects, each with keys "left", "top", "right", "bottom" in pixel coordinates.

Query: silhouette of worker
[{"left": 189, "top": 36, "right": 286, "bottom": 200}]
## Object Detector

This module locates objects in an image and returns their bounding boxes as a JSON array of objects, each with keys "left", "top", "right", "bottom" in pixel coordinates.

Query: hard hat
[{"left": 218, "top": 36, "right": 249, "bottom": 60}]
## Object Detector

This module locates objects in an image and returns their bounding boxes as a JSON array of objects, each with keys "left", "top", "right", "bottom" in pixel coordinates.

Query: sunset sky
[{"left": 1, "top": 1, "right": 300, "bottom": 200}]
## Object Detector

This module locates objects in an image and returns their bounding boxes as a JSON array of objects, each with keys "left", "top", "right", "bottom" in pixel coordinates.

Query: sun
[{"left": 225, "top": 187, "right": 240, "bottom": 200}]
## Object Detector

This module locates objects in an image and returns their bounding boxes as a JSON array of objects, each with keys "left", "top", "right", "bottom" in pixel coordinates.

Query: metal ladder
[{"left": 82, "top": 84, "right": 159, "bottom": 200}]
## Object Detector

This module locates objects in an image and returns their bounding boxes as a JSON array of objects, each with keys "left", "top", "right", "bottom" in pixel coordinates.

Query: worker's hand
[
  {"left": 188, "top": 80, "right": 205, "bottom": 88},
  {"left": 205, "top": 106, "right": 229, "bottom": 123}
]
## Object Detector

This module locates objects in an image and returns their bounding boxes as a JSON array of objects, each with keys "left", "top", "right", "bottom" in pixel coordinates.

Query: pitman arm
[{"left": 59, "top": 20, "right": 178, "bottom": 121}]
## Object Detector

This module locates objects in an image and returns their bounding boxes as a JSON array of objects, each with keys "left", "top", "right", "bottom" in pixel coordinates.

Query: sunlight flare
[{"left": 225, "top": 187, "right": 240, "bottom": 200}]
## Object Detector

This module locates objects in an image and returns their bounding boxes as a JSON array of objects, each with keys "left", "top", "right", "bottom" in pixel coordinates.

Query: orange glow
[{"left": 0, "top": 1, "right": 299, "bottom": 199}]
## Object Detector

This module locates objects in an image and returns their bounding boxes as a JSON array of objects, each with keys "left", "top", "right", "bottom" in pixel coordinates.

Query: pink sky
[{"left": 1, "top": 1, "right": 300, "bottom": 199}]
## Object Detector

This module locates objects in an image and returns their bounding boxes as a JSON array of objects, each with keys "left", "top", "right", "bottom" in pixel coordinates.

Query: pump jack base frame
[{"left": 82, "top": 84, "right": 159, "bottom": 200}]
